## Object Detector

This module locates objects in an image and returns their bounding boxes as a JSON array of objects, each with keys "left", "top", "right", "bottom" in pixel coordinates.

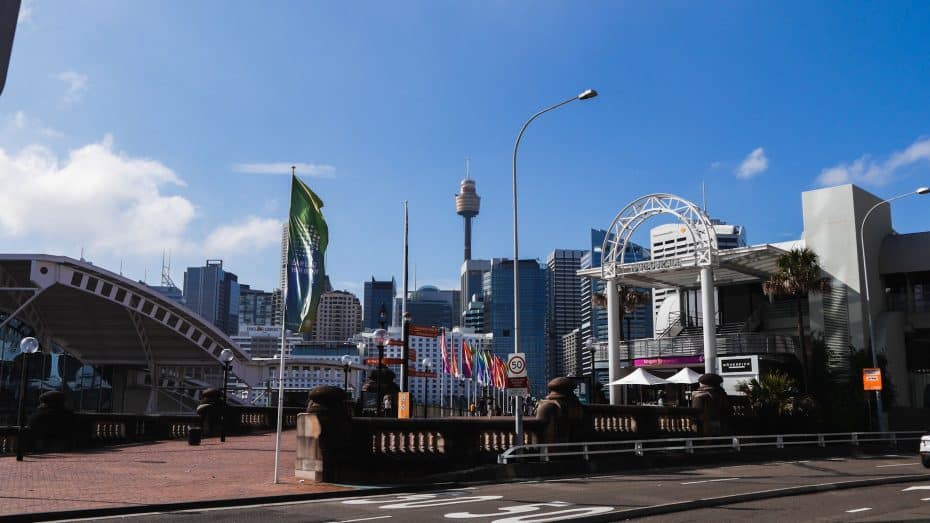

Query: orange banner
[{"left": 862, "top": 368, "right": 882, "bottom": 391}]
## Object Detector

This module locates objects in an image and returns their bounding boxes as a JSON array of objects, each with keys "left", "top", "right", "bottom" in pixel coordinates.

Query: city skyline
[{"left": 3, "top": 3, "right": 930, "bottom": 298}]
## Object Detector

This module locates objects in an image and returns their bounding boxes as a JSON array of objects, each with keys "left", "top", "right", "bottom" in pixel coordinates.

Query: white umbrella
[
  {"left": 609, "top": 368, "right": 668, "bottom": 386},
  {"left": 666, "top": 367, "right": 702, "bottom": 385}
]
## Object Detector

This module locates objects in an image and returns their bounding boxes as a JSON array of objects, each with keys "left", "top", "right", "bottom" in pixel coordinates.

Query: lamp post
[
  {"left": 422, "top": 357, "right": 432, "bottom": 418},
  {"left": 511, "top": 88, "right": 597, "bottom": 443},
  {"left": 860, "top": 186, "right": 929, "bottom": 433},
  {"left": 219, "top": 348, "right": 234, "bottom": 443},
  {"left": 341, "top": 354, "right": 352, "bottom": 392},
  {"left": 585, "top": 339, "right": 596, "bottom": 403},
  {"left": 16, "top": 336, "right": 39, "bottom": 461},
  {"left": 372, "top": 328, "right": 388, "bottom": 417}
]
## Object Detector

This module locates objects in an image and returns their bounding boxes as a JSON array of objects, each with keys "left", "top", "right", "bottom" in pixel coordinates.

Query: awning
[
  {"left": 666, "top": 367, "right": 702, "bottom": 384},
  {"left": 609, "top": 368, "right": 668, "bottom": 386}
]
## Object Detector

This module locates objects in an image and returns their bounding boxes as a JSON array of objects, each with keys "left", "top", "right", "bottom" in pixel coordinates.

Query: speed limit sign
[{"left": 507, "top": 353, "right": 529, "bottom": 393}]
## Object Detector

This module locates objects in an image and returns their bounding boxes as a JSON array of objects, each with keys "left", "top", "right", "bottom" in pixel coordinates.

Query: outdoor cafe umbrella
[
  {"left": 666, "top": 367, "right": 702, "bottom": 384},
  {"left": 609, "top": 368, "right": 668, "bottom": 404},
  {"left": 666, "top": 367, "right": 702, "bottom": 406}
]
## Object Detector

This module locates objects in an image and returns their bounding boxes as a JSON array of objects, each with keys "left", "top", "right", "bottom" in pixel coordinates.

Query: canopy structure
[
  {"left": 578, "top": 244, "right": 788, "bottom": 290},
  {"left": 0, "top": 255, "right": 262, "bottom": 400},
  {"left": 666, "top": 367, "right": 702, "bottom": 385},
  {"left": 609, "top": 368, "right": 668, "bottom": 386}
]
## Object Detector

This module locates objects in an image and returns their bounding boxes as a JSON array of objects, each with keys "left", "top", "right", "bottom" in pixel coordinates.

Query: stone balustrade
[{"left": 296, "top": 378, "right": 706, "bottom": 484}]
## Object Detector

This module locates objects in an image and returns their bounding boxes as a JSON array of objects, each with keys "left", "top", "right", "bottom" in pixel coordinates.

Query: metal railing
[
  {"left": 622, "top": 332, "right": 798, "bottom": 360},
  {"left": 497, "top": 431, "right": 923, "bottom": 464}
]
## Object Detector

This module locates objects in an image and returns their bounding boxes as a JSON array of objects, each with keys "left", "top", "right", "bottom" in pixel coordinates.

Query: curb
[{"left": 582, "top": 472, "right": 930, "bottom": 521}]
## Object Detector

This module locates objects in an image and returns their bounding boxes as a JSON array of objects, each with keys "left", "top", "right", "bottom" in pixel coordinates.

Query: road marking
[
  {"left": 922, "top": 498, "right": 930, "bottom": 501},
  {"left": 902, "top": 486, "right": 930, "bottom": 491},
  {"left": 846, "top": 508, "right": 872, "bottom": 513},
  {"left": 876, "top": 463, "right": 919, "bottom": 468},
  {"left": 331, "top": 517, "right": 393, "bottom": 523},
  {"left": 680, "top": 477, "right": 740, "bottom": 485}
]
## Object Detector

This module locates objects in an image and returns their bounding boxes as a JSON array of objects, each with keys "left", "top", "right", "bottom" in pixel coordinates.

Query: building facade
[
  {"left": 546, "top": 249, "right": 585, "bottom": 380},
  {"left": 182, "top": 259, "right": 240, "bottom": 336},
  {"left": 483, "top": 258, "right": 547, "bottom": 396},
  {"left": 312, "top": 290, "right": 362, "bottom": 342},
  {"left": 238, "top": 284, "right": 279, "bottom": 333},
  {"left": 363, "top": 277, "right": 395, "bottom": 329}
]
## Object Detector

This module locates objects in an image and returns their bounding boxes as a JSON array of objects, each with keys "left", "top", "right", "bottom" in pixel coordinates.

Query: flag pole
[{"left": 273, "top": 166, "right": 296, "bottom": 484}]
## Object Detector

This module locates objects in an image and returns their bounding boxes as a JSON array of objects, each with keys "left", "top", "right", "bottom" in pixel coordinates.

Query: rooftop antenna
[
  {"left": 80, "top": 246, "right": 85, "bottom": 261},
  {"left": 119, "top": 259, "right": 123, "bottom": 276},
  {"left": 465, "top": 156, "right": 471, "bottom": 180},
  {"left": 701, "top": 181, "right": 707, "bottom": 214},
  {"left": 161, "top": 250, "right": 177, "bottom": 288}
]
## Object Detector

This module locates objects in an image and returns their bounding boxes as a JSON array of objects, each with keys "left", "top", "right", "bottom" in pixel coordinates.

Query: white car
[{"left": 920, "top": 435, "right": 930, "bottom": 468}]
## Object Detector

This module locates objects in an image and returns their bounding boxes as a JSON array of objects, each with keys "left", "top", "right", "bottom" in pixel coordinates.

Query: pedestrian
[{"left": 382, "top": 394, "right": 393, "bottom": 417}]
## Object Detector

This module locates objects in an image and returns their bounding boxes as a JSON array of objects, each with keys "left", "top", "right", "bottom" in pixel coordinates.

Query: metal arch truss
[{"left": 601, "top": 193, "right": 719, "bottom": 280}]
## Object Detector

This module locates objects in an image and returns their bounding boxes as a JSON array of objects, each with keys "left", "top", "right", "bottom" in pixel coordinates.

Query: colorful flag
[
  {"left": 440, "top": 328, "right": 449, "bottom": 374},
  {"left": 450, "top": 334, "right": 460, "bottom": 377},
  {"left": 461, "top": 340, "right": 473, "bottom": 379},
  {"left": 475, "top": 349, "right": 486, "bottom": 385},
  {"left": 284, "top": 175, "right": 329, "bottom": 333}
]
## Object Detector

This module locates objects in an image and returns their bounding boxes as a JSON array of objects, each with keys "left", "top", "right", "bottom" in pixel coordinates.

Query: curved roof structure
[{"left": 0, "top": 254, "right": 257, "bottom": 384}]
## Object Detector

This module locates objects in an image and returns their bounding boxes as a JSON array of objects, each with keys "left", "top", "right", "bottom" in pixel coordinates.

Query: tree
[
  {"left": 763, "top": 248, "right": 830, "bottom": 389},
  {"left": 736, "top": 371, "right": 817, "bottom": 432},
  {"left": 592, "top": 285, "right": 651, "bottom": 340}
]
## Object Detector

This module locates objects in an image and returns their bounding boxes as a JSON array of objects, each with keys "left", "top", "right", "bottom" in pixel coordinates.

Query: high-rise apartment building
[
  {"left": 483, "top": 258, "right": 547, "bottom": 396},
  {"left": 546, "top": 249, "right": 585, "bottom": 380},
  {"left": 650, "top": 220, "right": 746, "bottom": 335},
  {"left": 238, "top": 284, "right": 279, "bottom": 333},
  {"left": 405, "top": 286, "right": 454, "bottom": 329},
  {"left": 183, "top": 260, "right": 240, "bottom": 336},
  {"left": 363, "top": 277, "right": 396, "bottom": 329},
  {"left": 312, "top": 290, "right": 362, "bottom": 342}
]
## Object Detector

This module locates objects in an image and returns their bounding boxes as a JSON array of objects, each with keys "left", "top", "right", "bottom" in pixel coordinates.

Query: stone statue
[{"left": 535, "top": 377, "right": 585, "bottom": 443}]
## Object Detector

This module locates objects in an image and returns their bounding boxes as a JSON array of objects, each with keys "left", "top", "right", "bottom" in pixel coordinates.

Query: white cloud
[
  {"left": 7, "top": 110, "right": 62, "bottom": 138},
  {"left": 233, "top": 162, "right": 336, "bottom": 177},
  {"left": 17, "top": 0, "right": 33, "bottom": 23},
  {"left": 735, "top": 147, "right": 768, "bottom": 179},
  {"left": 52, "top": 70, "right": 88, "bottom": 103},
  {"left": 203, "top": 217, "right": 282, "bottom": 255},
  {"left": 817, "top": 137, "right": 930, "bottom": 187},
  {"left": 0, "top": 138, "right": 195, "bottom": 255},
  {"left": 13, "top": 111, "right": 25, "bottom": 128}
]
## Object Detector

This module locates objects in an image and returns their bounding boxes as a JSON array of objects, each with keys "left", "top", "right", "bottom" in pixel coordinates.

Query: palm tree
[
  {"left": 763, "top": 248, "right": 830, "bottom": 389},
  {"left": 736, "top": 371, "right": 817, "bottom": 428},
  {"left": 592, "top": 285, "right": 651, "bottom": 340}
]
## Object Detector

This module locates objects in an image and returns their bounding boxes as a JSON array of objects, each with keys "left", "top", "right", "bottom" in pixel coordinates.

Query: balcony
[{"left": 621, "top": 332, "right": 798, "bottom": 361}]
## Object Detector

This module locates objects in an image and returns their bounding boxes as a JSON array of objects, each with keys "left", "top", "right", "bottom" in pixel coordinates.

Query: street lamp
[
  {"left": 512, "top": 88, "right": 598, "bottom": 443},
  {"left": 860, "top": 186, "right": 929, "bottom": 433},
  {"left": 421, "top": 357, "right": 432, "bottom": 418},
  {"left": 340, "top": 354, "right": 352, "bottom": 392},
  {"left": 219, "top": 348, "right": 234, "bottom": 443},
  {"left": 585, "top": 339, "right": 597, "bottom": 403},
  {"left": 16, "top": 336, "right": 39, "bottom": 461},
  {"left": 372, "top": 328, "right": 389, "bottom": 417}
]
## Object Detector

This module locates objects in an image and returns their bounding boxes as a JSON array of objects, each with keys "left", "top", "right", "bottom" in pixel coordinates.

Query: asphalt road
[{"left": 60, "top": 454, "right": 930, "bottom": 522}]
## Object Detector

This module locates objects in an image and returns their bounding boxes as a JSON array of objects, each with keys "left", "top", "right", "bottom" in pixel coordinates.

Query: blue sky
[{"left": 4, "top": 1, "right": 930, "bottom": 296}]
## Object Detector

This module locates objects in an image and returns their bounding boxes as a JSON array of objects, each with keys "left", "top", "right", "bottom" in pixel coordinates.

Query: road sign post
[{"left": 506, "top": 353, "right": 529, "bottom": 400}]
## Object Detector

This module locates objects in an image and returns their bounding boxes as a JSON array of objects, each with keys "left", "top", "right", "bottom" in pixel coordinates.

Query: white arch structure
[{"left": 599, "top": 194, "right": 720, "bottom": 405}]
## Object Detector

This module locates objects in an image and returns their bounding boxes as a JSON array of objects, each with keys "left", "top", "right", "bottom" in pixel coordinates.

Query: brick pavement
[{"left": 0, "top": 430, "right": 350, "bottom": 517}]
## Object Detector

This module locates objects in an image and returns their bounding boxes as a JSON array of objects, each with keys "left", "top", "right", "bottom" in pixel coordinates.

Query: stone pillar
[
  {"left": 700, "top": 267, "right": 717, "bottom": 374},
  {"left": 606, "top": 280, "right": 621, "bottom": 405},
  {"left": 295, "top": 386, "right": 351, "bottom": 482}
]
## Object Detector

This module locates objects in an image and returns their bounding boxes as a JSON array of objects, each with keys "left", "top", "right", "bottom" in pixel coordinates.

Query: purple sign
[{"left": 633, "top": 355, "right": 704, "bottom": 367}]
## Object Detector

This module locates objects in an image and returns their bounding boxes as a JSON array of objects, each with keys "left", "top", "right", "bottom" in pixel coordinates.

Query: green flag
[{"left": 285, "top": 175, "right": 328, "bottom": 333}]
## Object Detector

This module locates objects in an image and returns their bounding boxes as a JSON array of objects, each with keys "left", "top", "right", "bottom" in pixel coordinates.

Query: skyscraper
[
  {"left": 405, "top": 285, "right": 455, "bottom": 329},
  {"left": 363, "top": 277, "right": 396, "bottom": 329},
  {"left": 484, "top": 258, "right": 547, "bottom": 397},
  {"left": 183, "top": 260, "right": 240, "bottom": 336},
  {"left": 546, "top": 249, "right": 585, "bottom": 380},
  {"left": 312, "top": 290, "right": 362, "bottom": 342},
  {"left": 461, "top": 259, "right": 491, "bottom": 322},
  {"left": 455, "top": 170, "right": 480, "bottom": 262},
  {"left": 579, "top": 230, "right": 651, "bottom": 381}
]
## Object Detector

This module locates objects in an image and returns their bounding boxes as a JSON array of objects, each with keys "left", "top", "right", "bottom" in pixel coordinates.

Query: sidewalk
[{"left": 0, "top": 431, "right": 350, "bottom": 517}]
